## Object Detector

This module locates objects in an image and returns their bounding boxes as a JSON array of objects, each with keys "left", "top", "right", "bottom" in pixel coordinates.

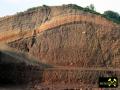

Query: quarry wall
[{"left": 0, "top": 14, "right": 117, "bottom": 43}]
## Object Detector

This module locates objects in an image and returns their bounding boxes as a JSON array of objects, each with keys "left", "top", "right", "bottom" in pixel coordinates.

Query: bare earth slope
[
  {"left": 8, "top": 14, "right": 120, "bottom": 68},
  {"left": 0, "top": 5, "right": 120, "bottom": 89}
]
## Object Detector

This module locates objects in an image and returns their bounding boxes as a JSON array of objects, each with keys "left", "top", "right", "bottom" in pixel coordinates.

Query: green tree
[
  {"left": 104, "top": 10, "right": 120, "bottom": 20},
  {"left": 86, "top": 4, "right": 95, "bottom": 11},
  {"left": 103, "top": 10, "right": 120, "bottom": 23}
]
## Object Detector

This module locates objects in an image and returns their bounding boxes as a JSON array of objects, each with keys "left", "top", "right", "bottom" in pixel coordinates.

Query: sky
[{"left": 0, "top": 0, "right": 120, "bottom": 17}]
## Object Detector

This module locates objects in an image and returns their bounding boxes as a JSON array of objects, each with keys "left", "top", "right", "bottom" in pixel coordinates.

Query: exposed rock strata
[
  {"left": 9, "top": 22, "right": 120, "bottom": 67},
  {"left": 0, "top": 5, "right": 120, "bottom": 89}
]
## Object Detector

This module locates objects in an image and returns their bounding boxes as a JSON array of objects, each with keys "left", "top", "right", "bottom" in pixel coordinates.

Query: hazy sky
[{"left": 0, "top": 0, "right": 120, "bottom": 17}]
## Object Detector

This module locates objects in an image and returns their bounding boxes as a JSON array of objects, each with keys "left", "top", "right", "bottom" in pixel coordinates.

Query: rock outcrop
[
  {"left": 0, "top": 5, "right": 84, "bottom": 31},
  {"left": 2, "top": 5, "right": 118, "bottom": 68},
  {"left": 0, "top": 4, "right": 120, "bottom": 89},
  {"left": 9, "top": 22, "right": 120, "bottom": 68}
]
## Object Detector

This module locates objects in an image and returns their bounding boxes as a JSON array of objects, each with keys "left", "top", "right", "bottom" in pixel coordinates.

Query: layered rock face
[
  {"left": 0, "top": 5, "right": 120, "bottom": 89},
  {"left": 9, "top": 22, "right": 120, "bottom": 68},
  {"left": 0, "top": 5, "right": 83, "bottom": 32},
  {"left": 0, "top": 5, "right": 119, "bottom": 67}
]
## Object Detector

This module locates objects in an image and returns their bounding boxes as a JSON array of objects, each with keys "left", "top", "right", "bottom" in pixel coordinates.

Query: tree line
[{"left": 86, "top": 4, "right": 120, "bottom": 24}]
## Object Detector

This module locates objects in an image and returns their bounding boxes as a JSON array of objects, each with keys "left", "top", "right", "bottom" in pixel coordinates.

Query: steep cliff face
[
  {"left": 0, "top": 5, "right": 83, "bottom": 32},
  {"left": 1, "top": 5, "right": 119, "bottom": 68},
  {"left": 0, "top": 5, "right": 120, "bottom": 89},
  {"left": 9, "top": 21, "right": 120, "bottom": 68}
]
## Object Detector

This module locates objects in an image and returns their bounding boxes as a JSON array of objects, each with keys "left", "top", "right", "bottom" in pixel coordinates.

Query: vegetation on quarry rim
[{"left": 15, "top": 4, "right": 120, "bottom": 24}]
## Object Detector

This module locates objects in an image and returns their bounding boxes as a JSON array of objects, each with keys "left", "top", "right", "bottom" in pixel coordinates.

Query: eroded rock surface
[
  {"left": 8, "top": 20, "right": 120, "bottom": 67},
  {"left": 5, "top": 5, "right": 119, "bottom": 68},
  {"left": 0, "top": 5, "right": 120, "bottom": 89}
]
